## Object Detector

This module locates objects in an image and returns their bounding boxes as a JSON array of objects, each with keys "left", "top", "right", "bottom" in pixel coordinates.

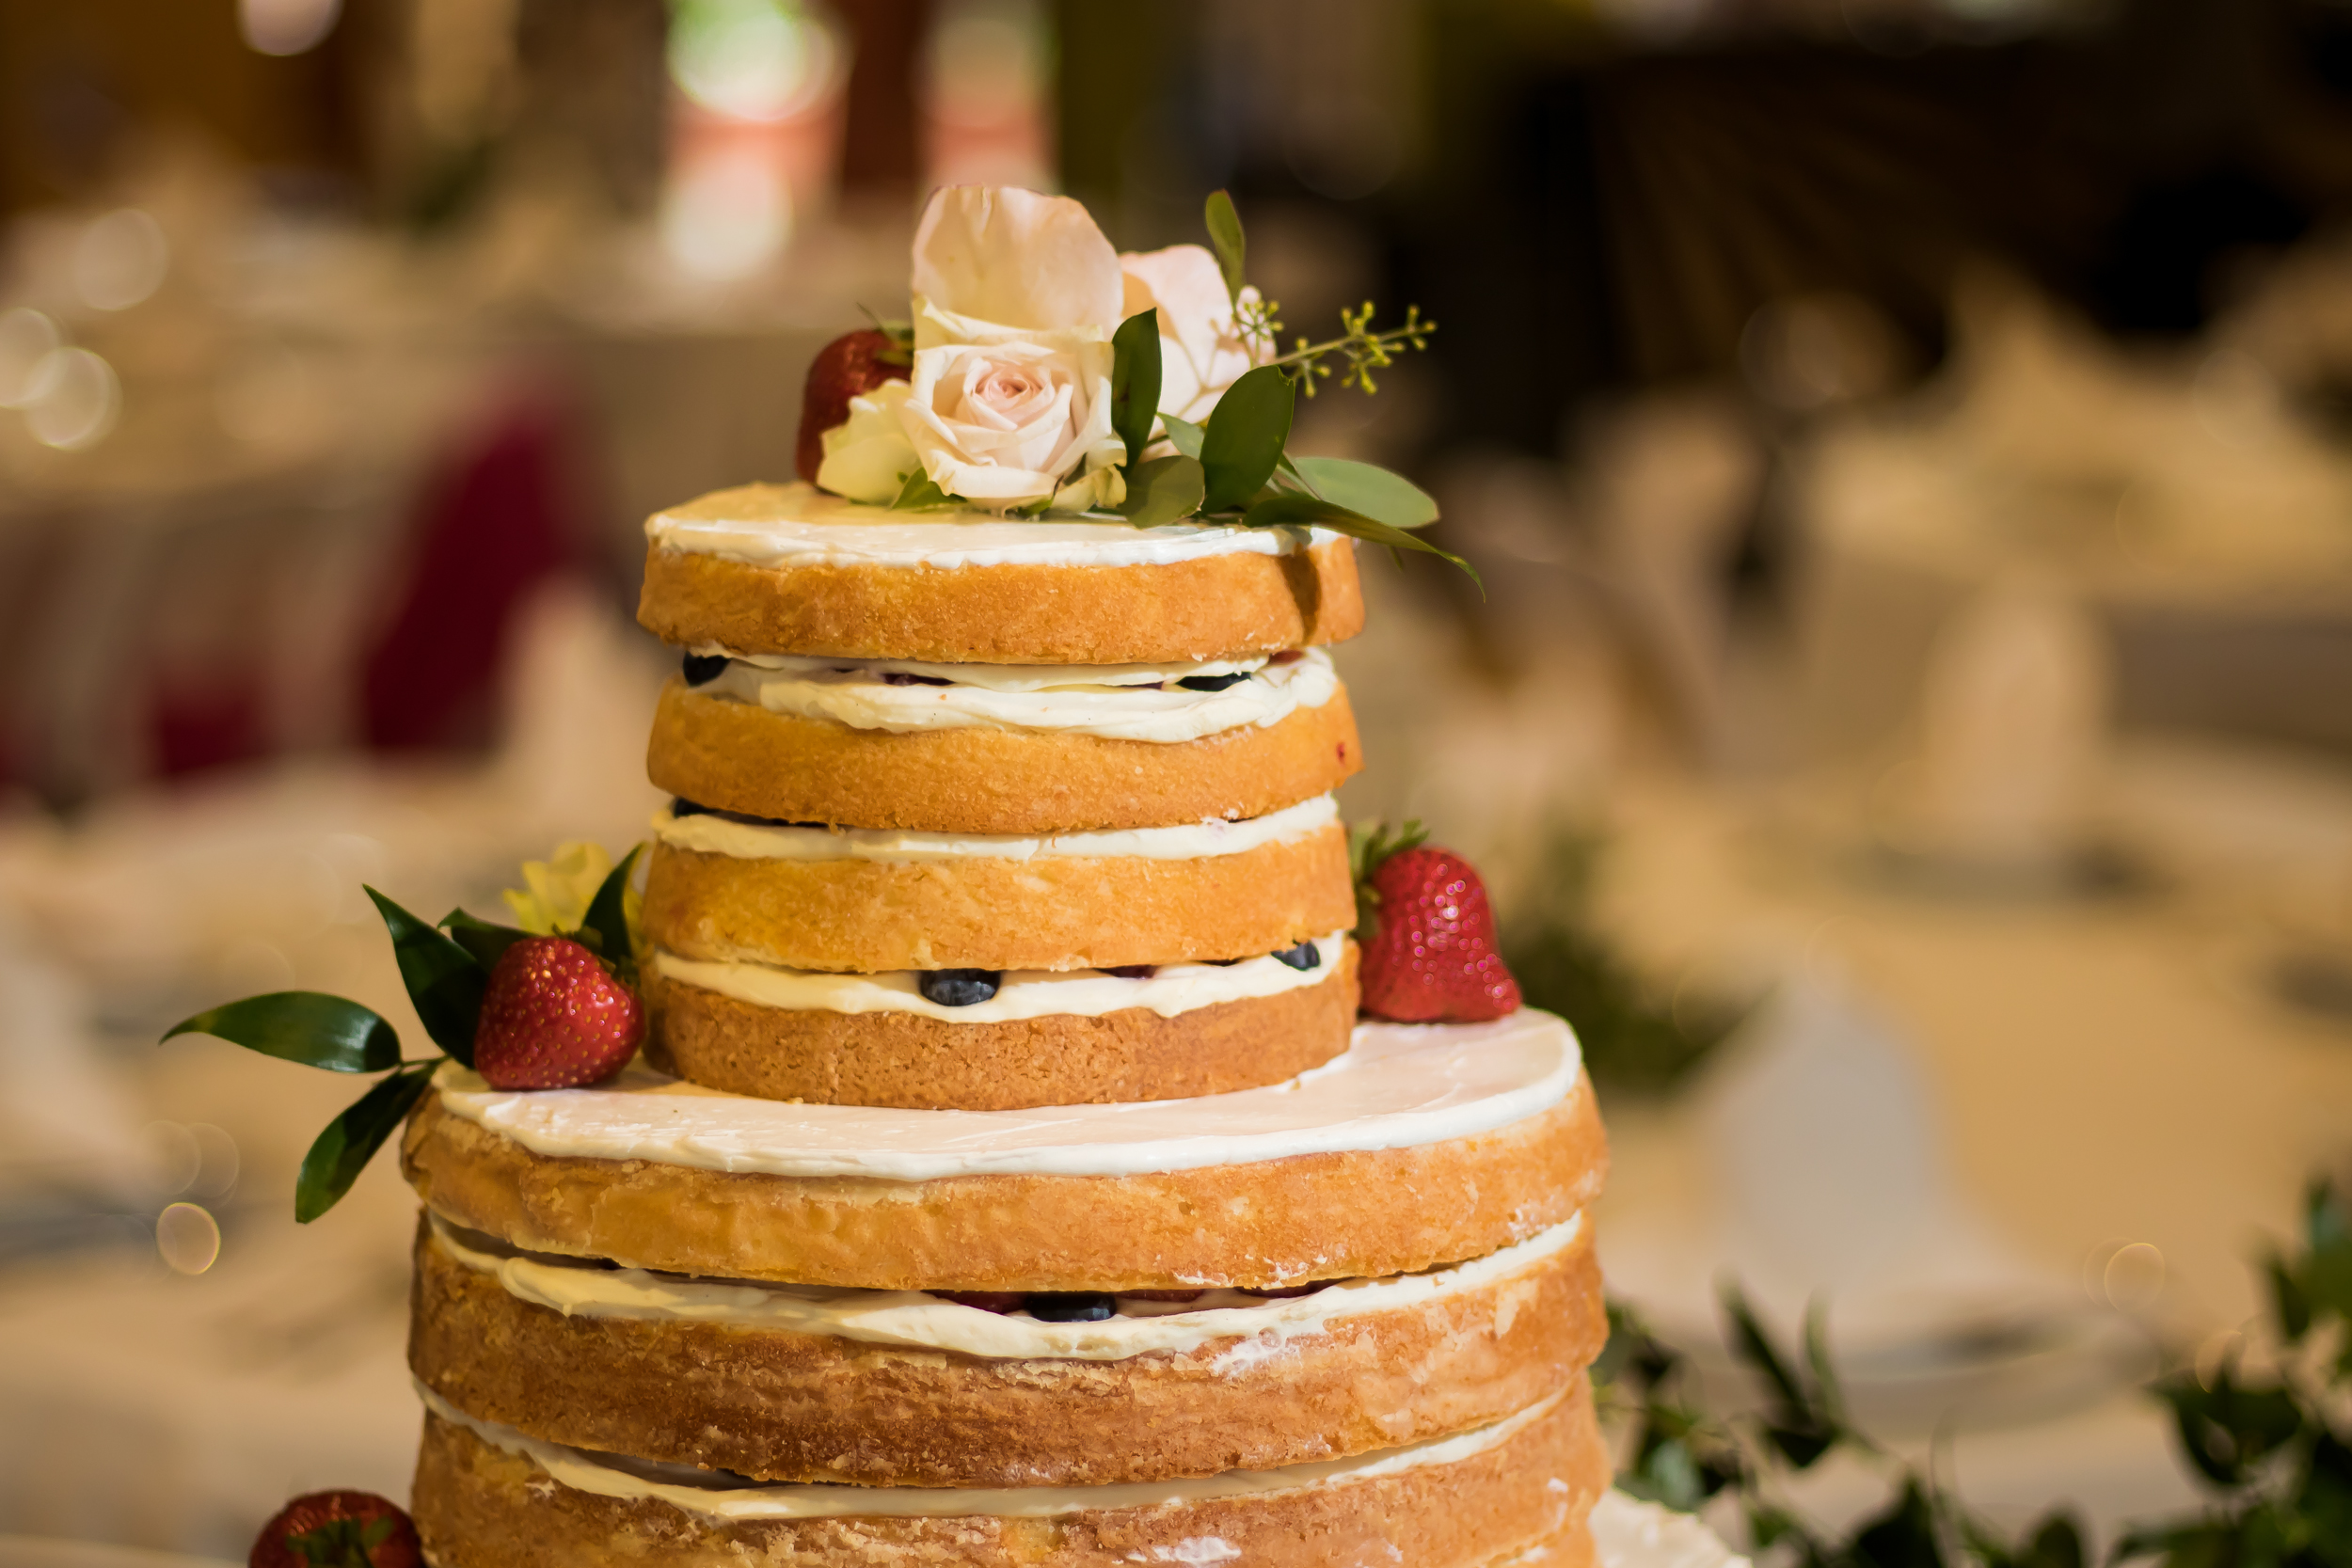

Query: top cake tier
[{"left": 638, "top": 483, "right": 1364, "bottom": 665}]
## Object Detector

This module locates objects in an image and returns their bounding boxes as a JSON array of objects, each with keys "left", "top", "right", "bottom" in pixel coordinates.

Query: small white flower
[{"left": 815, "top": 380, "right": 918, "bottom": 503}]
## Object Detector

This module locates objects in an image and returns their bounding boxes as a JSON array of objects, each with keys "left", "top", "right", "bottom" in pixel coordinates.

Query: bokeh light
[
  {"left": 660, "top": 144, "right": 792, "bottom": 279},
  {"left": 155, "top": 1203, "right": 223, "bottom": 1276},
  {"left": 0, "top": 309, "right": 62, "bottom": 408},
  {"left": 240, "top": 0, "right": 342, "bottom": 56},
  {"left": 72, "top": 208, "right": 170, "bottom": 312},
  {"left": 20, "top": 347, "right": 121, "bottom": 451},
  {"left": 668, "top": 0, "right": 840, "bottom": 123}
]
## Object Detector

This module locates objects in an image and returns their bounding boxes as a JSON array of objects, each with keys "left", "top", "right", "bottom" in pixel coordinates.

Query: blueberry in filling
[
  {"left": 1176, "top": 671, "right": 1251, "bottom": 692},
  {"left": 1103, "top": 964, "right": 1156, "bottom": 979},
  {"left": 1272, "top": 941, "right": 1321, "bottom": 971},
  {"left": 1025, "top": 1291, "right": 1117, "bottom": 1323},
  {"left": 918, "top": 968, "right": 1002, "bottom": 1006},
  {"left": 671, "top": 797, "right": 713, "bottom": 817},
  {"left": 881, "top": 671, "right": 953, "bottom": 687},
  {"left": 681, "top": 652, "right": 728, "bottom": 686}
]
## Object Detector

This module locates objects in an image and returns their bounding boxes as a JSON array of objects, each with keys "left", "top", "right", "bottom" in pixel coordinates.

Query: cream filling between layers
[
  {"left": 429, "top": 1212, "right": 1581, "bottom": 1364},
  {"left": 696, "top": 647, "right": 1337, "bottom": 742},
  {"left": 418, "top": 1380, "right": 1562, "bottom": 1522},
  {"left": 652, "top": 931, "right": 1350, "bottom": 1021},
  {"left": 427, "top": 1010, "right": 1581, "bottom": 1181},
  {"left": 655, "top": 793, "right": 1341, "bottom": 863},
  {"left": 647, "top": 481, "right": 1334, "bottom": 570}
]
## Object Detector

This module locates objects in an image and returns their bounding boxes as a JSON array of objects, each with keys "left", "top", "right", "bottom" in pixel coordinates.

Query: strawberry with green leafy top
[
  {"left": 1353, "top": 821, "right": 1521, "bottom": 1023},
  {"left": 249, "top": 1491, "right": 420, "bottom": 1568}
]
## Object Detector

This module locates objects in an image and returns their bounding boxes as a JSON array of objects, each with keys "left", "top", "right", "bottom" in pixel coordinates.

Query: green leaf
[
  {"left": 366, "top": 887, "right": 485, "bottom": 1068},
  {"left": 1803, "top": 1300, "right": 1851, "bottom": 1435},
  {"left": 163, "top": 991, "right": 401, "bottom": 1073},
  {"left": 1120, "top": 454, "right": 1205, "bottom": 528},
  {"left": 294, "top": 1064, "right": 436, "bottom": 1223},
  {"left": 890, "top": 469, "right": 955, "bottom": 510},
  {"left": 1241, "top": 490, "right": 1482, "bottom": 592},
  {"left": 1111, "top": 309, "right": 1163, "bottom": 471},
  {"left": 581, "top": 844, "right": 644, "bottom": 988},
  {"left": 1160, "top": 412, "right": 1204, "bottom": 460},
  {"left": 1200, "top": 366, "right": 1293, "bottom": 513},
  {"left": 1721, "top": 1284, "right": 1838, "bottom": 1468},
  {"left": 2266, "top": 1250, "right": 2313, "bottom": 1343},
  {"left": 2016, "top": 1513, "right": 2087, "bottom": 1568},
  {"left": 1204, "top": 189, "right": 1247, "bottom": 307},
  {"left": 1285, "top": 456, "right": 1439, "bottom": 529},
  {"left": 1850, "top": 1478, "right": 1946, "bottom": 1568},
  {"left": 439, "top": 910, "right": 530, "bottom": 972}
]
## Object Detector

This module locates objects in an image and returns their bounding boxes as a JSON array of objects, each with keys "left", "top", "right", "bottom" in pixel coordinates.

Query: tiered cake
[{"left": 395, "top": 186, "right": 1613, "bottom": 1566}]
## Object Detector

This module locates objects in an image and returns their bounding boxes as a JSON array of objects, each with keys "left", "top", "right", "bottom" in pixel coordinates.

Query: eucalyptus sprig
[
  {"left": 161, "top": 845, "right": 643, "bottom": 1222},
  {"left": 1268, "top": 301, "right": 1436, "bottom": 398}
]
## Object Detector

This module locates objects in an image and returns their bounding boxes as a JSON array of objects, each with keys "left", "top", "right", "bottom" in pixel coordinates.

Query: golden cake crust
[
  {"left": 647, "top": 679, "right": 1362, "bottom": 834},
  {"left": 644, "top": 944, "right": 1359, "bottom": 1108},
  {"left": 398, "top": 1080, "right": 1607, "bottom": 1291},
  {"left": 642, "top": 824, "right": 1355, "bottom": 973},
  {"left": 408, "top": 1212, "right": 1604, "bottom": 1486},
  {"left": 637, "top": 537, "right": 1365, "bottom": 664},
  {"left": 409, "top": 1384, "right": 1604, "bottom": 1568}
]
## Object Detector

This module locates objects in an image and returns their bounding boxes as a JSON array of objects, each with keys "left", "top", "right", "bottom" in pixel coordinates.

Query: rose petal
[
  {"left": 1119, "top": 245, "right": 1232, "bottom": 372},
  {"left": 814, "top": 380, "right": 916, "bottom": 502},
  {"left": 914, "top": 186, "right": 1123, "bottom": 336}
]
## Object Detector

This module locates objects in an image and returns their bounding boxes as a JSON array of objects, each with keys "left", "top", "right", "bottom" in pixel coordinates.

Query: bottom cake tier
[{"left": 411, "top": 1376, "right": 1609, "bottom": 1568}]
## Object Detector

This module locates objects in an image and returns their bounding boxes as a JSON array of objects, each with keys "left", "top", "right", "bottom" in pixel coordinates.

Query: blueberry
[
  {"left": 1103, "top": 964, "right": 1156, "bottom": 979},
  {"left": 918, "top": 968, "right": 1001, "bottom": 1006},
  {"left": 671, "top": 797, "right": 712, "bottom": 817},
  {"left": 882, "top": 671, "right": 953, "bottom": 687},
  {"left": 1177, "top": 671, "right": 1250, "bottom": 692},
  {"left": 681, "top": 653, "right": 727, "bottom": 686},
  {"left": 1025, "top": 1291, "right": 1116, "bottom": 1323},
  {"left": 1272, "top": 941, "right": 1321, "bottom": 971}
]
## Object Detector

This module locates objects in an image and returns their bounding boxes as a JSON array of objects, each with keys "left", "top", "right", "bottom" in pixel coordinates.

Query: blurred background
[{"left": 3, "top": 0, "right": 2351, "bottom": 1559}]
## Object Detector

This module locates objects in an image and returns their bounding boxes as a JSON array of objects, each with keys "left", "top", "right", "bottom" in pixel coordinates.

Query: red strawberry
[
  {"left": 796, "top": 328, "right": 906, "bottom": 483},
  {"left": 472, "top": 936, "right": 644, "bottom": 1089},
  {"left": 250, "top": 1490, "right": 421, "bottom": 1568},
  {"left": 1357, "top": 837, "right": 1521, "bottom": 1023}
]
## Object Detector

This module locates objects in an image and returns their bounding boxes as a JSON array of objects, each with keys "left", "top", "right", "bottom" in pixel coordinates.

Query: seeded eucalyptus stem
[{"left": 1261, "top": 303, "right": 1435, "bottom": 397}]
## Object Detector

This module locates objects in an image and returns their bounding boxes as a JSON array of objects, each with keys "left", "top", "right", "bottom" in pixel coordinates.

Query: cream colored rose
[
  {"left": 815, "top": 380, "right": 918, "bottom": 503},
  {"left": 1120, "top": 245, "right": 1270, "bottom": 423},
  {"left": 900, "top": 324, "right": 1120, "bottom": 507}
]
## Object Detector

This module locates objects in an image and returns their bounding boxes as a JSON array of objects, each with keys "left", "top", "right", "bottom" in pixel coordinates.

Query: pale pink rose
[{"left": 900, "top": 332, "right": 1119, "bottom": 507}]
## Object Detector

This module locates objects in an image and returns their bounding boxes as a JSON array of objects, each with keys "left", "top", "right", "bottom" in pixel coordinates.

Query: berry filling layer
[
  {"left": 655, "top": 792, "right": 1340, "bottom": 863},
  {"left": 650, "top": 929, "right": 1351, "bottom": 1023},
  {"left": 681, "top": 645, "right": 1337, "bottom": 743},
  {"left": 427, "top": 1212, "right": 1581, "bottom": 1363}
]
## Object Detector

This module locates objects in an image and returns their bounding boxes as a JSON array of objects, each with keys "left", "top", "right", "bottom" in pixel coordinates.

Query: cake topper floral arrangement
[{"left": 793, "top": 185, "right": 1469, "bottom": 578}]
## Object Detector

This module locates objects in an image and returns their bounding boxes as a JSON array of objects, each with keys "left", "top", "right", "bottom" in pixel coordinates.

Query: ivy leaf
[
  {"left": 1623, "top": 1438, "right": 1704, "bottom": 1513},
  {"left": 1721, "top": 1284, "right": 1838, "bottom": 1468},
  {"left": 1120, "top": 454, "right": 1205, "bottom": 528},
  {"left": 1849, "top": 1478, "right": 1947, "bottom": 1568},
  {"left": 1111, "top": 309, "right": 1163, "bottom": 470},
  {"left": 2013, "top": 1513, "right": 2086, "bottom": 1568},
  {"left": 294, "top": 1064, "right": 436, "bottom": 1223},
  {"left": 1200, "top": 366, "right": 1293, "bottom": 513},
  {"left": 1204, "top": 189, "right": 1247, "bottom": 307},
  {"left": 1285, "top": 456, "right": 1439, "bottom": 529},
  {"left": 2305, "top": 1179, "right": 2352, "bottom": 1324},
  {"left": 890, "top": 469, "right": 955, "bottom": 510},
  {"left": 2266, "top": 1248, "right": 2313, "bottom": 1343},
  {"left": 1160, "top": 412, "right": 1204, "bottom": 460},
  {"left": 2157, "top": 1365, "right": 2304, "bottom": 1489},
  {"left": 162, "top": 992, "right": 401, "bottom": 1074},
  {"left": 366, "top": 887, "right": 485, "bottom": 1068},
  {"left": 439, "top": 910, "right": 531, "bottom": 972},
  {"left": 581, "top": 844, "right": 643, "bottom": 989},
  {"left": 1242, "top": 490, "right": 1481, "bottom": 592}
]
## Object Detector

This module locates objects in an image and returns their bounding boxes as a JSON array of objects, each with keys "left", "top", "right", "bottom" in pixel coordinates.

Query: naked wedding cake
[{"left": 184, "top": 184, "right": 1618, "bottom": 1568}]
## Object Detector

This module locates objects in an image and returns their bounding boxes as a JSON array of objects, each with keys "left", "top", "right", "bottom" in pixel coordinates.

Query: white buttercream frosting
[
  {"left": 417, "top": 1380, "right": 1560, "bottom": 1522},
  {"left": 647, "top": 481, "right": 1333, "bottom": 570},
  {"left": 426, "top": 1010, "right": 1579, "bottom": 1182},
  {"left": 697, "top": 647, "right": 1336, "bottom": 743},
  {"left": 655, "top": 793, "right": 1340, "bottom": 864},
  {"left": 652, "top": 930, "right": 1349, "bottom": 1021},
  {"left": 429, "top": 1212, "right": 1581, "bottom": 1363}
]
